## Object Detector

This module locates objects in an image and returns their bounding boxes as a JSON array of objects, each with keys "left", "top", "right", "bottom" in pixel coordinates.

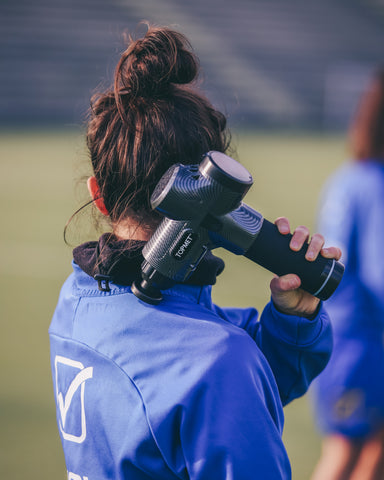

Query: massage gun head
[{"left": 150, "top": 151, "right": 253, "bottom": 219}]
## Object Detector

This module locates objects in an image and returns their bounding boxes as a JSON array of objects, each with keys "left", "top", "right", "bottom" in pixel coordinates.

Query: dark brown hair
[
  {"left": 86, "top": 23, "right": 230, "bottom": 229},
  {"left": 349, "top": 68, "right": 384, "bottom": 161}
]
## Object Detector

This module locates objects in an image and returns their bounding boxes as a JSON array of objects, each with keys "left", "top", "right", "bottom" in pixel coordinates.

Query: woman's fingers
[
  {"left": 274, "top": 217, "right": 342, "bottom": 262},
  {"left": 290, "top": 225, "right": 310, "bottom": 252},
  {"left": 270, "top": 274, "right": 301, "bottom": 293},
  {"left": 305, "top": 233, "right": 325, "bottom": 261},
  {"left": 321, "top": 246, "right": 343, "bottom": 261},
  {"left": 274, "top": 217, "right": 291, "bottom": 234}
]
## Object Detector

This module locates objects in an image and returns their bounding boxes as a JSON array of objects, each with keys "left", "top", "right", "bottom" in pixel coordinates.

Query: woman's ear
[{"left": 87, "top": 176, "right": 109, "bottom": 216}]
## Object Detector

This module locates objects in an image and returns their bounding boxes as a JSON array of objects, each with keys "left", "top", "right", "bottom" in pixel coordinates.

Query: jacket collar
[{"left": 73, "top": 233, "right": 225, "bottom": 289}]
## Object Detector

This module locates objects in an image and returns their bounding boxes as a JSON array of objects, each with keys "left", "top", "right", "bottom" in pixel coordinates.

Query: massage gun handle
[{"left": 244, "top": 218, "right": 344, "bottom": 300}]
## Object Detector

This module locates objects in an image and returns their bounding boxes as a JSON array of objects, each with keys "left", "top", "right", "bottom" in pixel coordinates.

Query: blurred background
[{"left": 1, "top": 1, "right": 384, "bottom": 478}]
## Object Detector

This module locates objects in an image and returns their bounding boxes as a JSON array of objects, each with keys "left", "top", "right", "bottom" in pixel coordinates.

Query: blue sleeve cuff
[{"left": 260, "top": 300, "right": 328, "bottom": 346}]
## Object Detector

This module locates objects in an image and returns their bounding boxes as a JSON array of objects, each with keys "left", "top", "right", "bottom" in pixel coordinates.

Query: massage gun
[{"left": 131, "top": 151, "right": 344, "bottom": 305}]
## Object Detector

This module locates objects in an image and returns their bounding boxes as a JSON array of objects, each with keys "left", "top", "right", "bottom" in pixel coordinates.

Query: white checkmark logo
[{"left": 55, "top": 356, "right": 94, "bottom": 444}]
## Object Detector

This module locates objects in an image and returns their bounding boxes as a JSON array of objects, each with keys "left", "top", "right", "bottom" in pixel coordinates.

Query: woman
[
  {"left": 311, "top": 69, "right": 384, "bottom": 480},
  {"left": 49, "top": 24, "right": 340, "bottom": 479}
]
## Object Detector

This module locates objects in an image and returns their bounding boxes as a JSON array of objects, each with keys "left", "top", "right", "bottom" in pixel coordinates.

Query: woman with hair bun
[
  {"left": 311, "top": 69, "right": 384, "bottom": 480},
  {"left": 49, "top": 24, "right": 340, "bottom": 479}
]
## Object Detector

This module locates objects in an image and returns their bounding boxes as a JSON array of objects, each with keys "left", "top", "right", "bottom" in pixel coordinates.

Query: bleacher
[{"left": 1, "top": 0, "right": 384, "bottom": 129}]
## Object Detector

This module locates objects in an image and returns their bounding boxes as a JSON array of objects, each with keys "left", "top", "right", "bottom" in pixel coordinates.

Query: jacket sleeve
[
  {"left": 179, "top": 332, "right": 291, "bottom": 480},
  {"left": 212, "top": 301, "right": 333, "bottom": 405}
]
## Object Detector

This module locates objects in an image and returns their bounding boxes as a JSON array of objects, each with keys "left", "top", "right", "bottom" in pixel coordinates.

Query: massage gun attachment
[{"left": 131, "top": 151, "right": 345, "bottom": 305}]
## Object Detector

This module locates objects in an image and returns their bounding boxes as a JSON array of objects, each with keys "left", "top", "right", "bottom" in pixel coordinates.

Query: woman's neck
[{"left": 113, "top": 218, "right": 153, "bottom": 241}]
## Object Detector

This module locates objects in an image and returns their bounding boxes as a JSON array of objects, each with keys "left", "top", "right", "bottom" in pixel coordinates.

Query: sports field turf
[{"left": 0, "top": 129, "right": 346, "bottom": 479}]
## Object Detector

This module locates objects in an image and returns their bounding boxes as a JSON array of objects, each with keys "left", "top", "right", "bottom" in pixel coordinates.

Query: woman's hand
[{"left": 270, "top": 217, "right": 342, "bottom": 318}]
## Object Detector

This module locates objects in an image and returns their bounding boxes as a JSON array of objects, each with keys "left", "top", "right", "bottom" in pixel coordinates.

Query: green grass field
[{"left": 0, "top": 130, "right": 347, "bottom": 479}]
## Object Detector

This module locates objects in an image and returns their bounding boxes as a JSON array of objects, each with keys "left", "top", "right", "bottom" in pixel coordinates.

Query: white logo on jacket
[
  {"left": 67, "top": 472, "right": 89, "bottom": 480},
  {"left": 55, "top": 355, "right": 93, "bottom": 443}
]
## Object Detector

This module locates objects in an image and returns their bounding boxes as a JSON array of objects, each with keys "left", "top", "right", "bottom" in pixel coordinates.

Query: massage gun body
[
  {"left": 140, "top": 202, "right": 264, "bottom": 284},
  {"left": 132, "top": 152, "right": 344, "bottom": 305}
]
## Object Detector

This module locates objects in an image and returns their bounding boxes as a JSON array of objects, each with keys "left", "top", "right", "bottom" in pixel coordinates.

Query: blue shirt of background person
[{"left": 311, "top": 68, "right": 384, "bottom": 480}]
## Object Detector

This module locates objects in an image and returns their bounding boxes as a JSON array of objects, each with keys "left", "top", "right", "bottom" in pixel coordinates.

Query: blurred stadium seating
[{"left": 1, "top": 0, "right": 384, "bottom": 129}]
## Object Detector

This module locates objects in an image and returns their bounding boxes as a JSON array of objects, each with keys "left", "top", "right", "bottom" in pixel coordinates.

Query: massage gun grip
[{"left": 244, "top": 218, "right": 343, "bottom": 300}]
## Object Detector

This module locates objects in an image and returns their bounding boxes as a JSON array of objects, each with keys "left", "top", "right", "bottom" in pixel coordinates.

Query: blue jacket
[
  {"left": 310, "top": 160, "right": 384, "bottom": 438},
  {"left": 317, "top": 160, "right": 384, "bottom": 337},
  {"left": 49, "top": 261, "right": 332, "bottom": 480}
]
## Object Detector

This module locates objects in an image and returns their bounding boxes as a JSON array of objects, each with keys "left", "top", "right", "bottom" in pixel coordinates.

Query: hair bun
[{"left": 115, "top": 25, "right": 199, "bottom": 99}]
